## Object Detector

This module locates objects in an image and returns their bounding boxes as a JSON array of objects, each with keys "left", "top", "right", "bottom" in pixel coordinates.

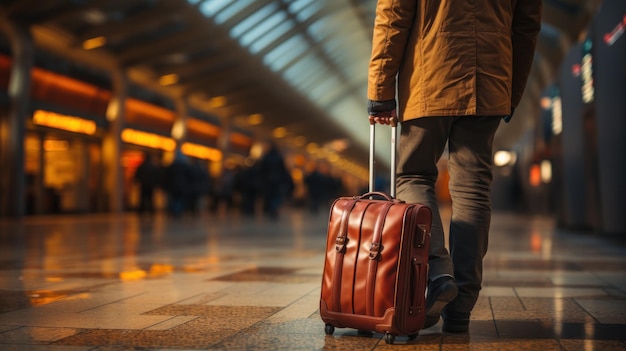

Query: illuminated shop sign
[
  {"left": 121, "top": 128, "right": 222, "bottom": 161},
  {"left": 181, "top": 142, "right": 222, "bottom": 161},
  {"left": 121, "top": 128, "right": 176, "bottom": 151},
  {"left": 581, "top": 38, "right": 594, "bottom": 104},
  {"left": 32, "top": 110, "right": 97, "bottom": 135}
]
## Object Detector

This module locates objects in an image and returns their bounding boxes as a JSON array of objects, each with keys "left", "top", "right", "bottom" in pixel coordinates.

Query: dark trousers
[
  {"left": 138, "top": 186, "right": 155, "bottom": 214},
  {"left": 396, "top": 116, "right": 500, "bottom": 316}
]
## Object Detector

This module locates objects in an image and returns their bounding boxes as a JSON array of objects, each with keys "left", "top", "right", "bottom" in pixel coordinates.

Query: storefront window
[{"left": 24, "top": 133, "right": 102, "bottom": 214}]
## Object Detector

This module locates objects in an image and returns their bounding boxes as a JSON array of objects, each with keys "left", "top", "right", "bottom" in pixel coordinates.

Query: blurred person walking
[
  {"left": 258, "top": 142, "right": 293, "bottom": 220},
  {"left": 367, "top": 0, "right": 541, "bottom": 333},
  {"left": 211, "top": 162, "right": 237, "bottom": 214},
  {"left": 163, "top": 150, "right": 193, "bottom": 218},
  {"left": 188, "top": 159, "right": 211, "bottom": 215},
  {"left": 235, "top": 161, "right": 260, "bottom": 217},
  {"left": 304, "top": 164, "right": 330, "bottom": 215},
  {"left": 134, "top": 153, "right": 160, "bottom": 215}
]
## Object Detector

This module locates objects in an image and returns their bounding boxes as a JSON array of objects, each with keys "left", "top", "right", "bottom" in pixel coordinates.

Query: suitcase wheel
[
  {"left": 324, "top": 324, "right": 335, "bottom": 335},
  {"left": 385, "top": 333, "right": 395, "bottom": 344}
]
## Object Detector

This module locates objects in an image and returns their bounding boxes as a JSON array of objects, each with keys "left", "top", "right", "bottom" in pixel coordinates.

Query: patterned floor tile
[{"left": 0, "top": 210, "right": 624, "bottom": 350}]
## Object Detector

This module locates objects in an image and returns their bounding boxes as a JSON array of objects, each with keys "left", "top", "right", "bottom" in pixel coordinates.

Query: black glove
[
  {"left": 503, "top": 107, "right": 516, "bottom": 123},
  {"left": 367, "top": 99, "right": 396, "bottom": 116}
]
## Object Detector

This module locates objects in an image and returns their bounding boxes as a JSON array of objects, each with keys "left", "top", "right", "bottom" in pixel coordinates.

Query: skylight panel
[
  {"left": 230, "top": 2, "right": 280, "bottom": 39},
  {"left": 249, "top": 18, "right": 295, "bottom": 54},
  {"left": 294, "top": 0, "right": 324, "bottom": 23},
  {"left": 288, "top": 0, "right": 315, "bottom": 14},
  {"left": 239, "top": 9, "right": 286, "bottom": 47},
  {"left": 283, "top": 54, "right": 325, "bottom": 88},
  {"left": 198, "top": 0, "right": 230, "bottom": 17},
  {"left": 214, "top": 0, "right": 256, "bottom": 25},
  {"left": 309, "top": 76, "right": 340, "bottom": 101},
  {"left": 263, "top": 34, "right": 308, "bottom": 71}
]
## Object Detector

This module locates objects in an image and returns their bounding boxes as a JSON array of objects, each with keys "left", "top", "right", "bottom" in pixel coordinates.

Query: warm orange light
[
  {"left": 125, "top": 98, "right": 176, "bottom": 123},
  {"left": 82, "top": 36, "right": 106, "bottom": 50},
  {"left": 181, "top": 142, "right": 222, "bottom": 161},
  {"left": 43, "top": 140, "right": 69, "bottom": 151},
  {"left": 306, "top": 142, "right": 319, "bottom": 154},
  {"left": 293, "top": 154, "right": 307, "bottom": 167},
  {"left": 291, "top": 168, "right": 303, "bottom": 181},
  {"left": 208, "top": 96, "right": 227, "bottom": 108},
  {"left": 530, "top": 231, "right": 542, "bottom": 253},
  {"left": 230, "top": 132, "right": 252, "bottom": 148},
  {"left": 187, "top": 118, "right": 220, "bottom": 138},
  {"left": 149, "top": 264, "right": 174, "bottom": 276},
  {"left": 529, "top": 164, "right": 541, "bottom": 187},
  {"left": 273, "top": 127, "right": 287, "bottom": 138},
  {"left": 33, "top": 110, "right": 97, "bottom": 135},
  {"left": 119, "top": 269, "right": 147, "bottom": 281},
  {"left": 159, "top": 73, "right": 179, "bottom": 86},
  {"left": 248, "top": 113, "right": 263, "bottom": 125},
  {"left": 121, "top": 128, "right": 176, "bottom": 151},
  {"left": 31, "top": 67, "right": 111, "bottom": 116}
]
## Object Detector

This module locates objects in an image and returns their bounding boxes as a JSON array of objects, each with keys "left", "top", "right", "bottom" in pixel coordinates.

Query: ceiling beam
[
  {"left": 118, "top": 26, "right": 212, "bottom": 67},
  {"left": 77, "top": 1, "right": 187, "bottom": 43},
  {"left": 154, "top": 50, "right": 239, "bottom": 78},
  {"left": 28, "top": 0, "right": 130, "bottom": 24},
  {"left": 180, "top": 63, "right": 256, "bottom": 95}
]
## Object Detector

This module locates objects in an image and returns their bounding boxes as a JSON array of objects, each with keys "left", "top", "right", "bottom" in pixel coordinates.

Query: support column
[
  {"left": 35, "top": 132, "right": 45, "bottom": 214},
  {"left": 0, "top": 18, "right": 33, "bottom": 218},
  {"left": 102, "top": 69, "right": 126, "bottom": 213},
  {"left": 172, "top": 97, "right": 188, "bottom": 151},
  {"left": 218, "top": 115, "right": 231, "bottom": 160}
]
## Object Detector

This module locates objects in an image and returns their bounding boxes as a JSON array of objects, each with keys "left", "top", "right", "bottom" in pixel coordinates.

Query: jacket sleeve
[
  {"left": 511, "top": 0, "right": 542, "bottom": 109},
  {"left": 367, "top": 0, "right": 417, "bottom": 102}
]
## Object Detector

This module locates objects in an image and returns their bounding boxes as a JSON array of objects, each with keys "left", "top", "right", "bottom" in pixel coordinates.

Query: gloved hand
[
  {"left": 503, "top": 107, "right": 516, "bottom": 123},
  {"left": 367, "top": 99, "right": 397, "bottom": 125}
]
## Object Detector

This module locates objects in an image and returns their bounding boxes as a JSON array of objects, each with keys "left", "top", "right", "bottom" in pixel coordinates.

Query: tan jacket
[{"left": 368, "top": 0, "right": 541, "bottom": 120}]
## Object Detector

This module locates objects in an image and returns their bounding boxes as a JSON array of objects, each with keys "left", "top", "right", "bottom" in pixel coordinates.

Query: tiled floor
[{"left": 0, "top": 206, "right": 625, "bottom": 351}]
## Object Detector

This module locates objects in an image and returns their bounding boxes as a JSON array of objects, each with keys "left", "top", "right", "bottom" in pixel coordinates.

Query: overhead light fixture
[
  {"left": 272, "top": 127, "right": 287, "bottom": 138},
  {"left": 208, "top": 96, "right": 226, "bottom": 108},
  {"left": 493, "top": 150, "right": 517, "bottom": 167},
  {"left": 327, "top": 138, "right": 349, "bottom": 152},
  {"left": 82, "top": 36, "right": 106, "bottom": 50},
  {"left": 159, "top": 74, "right": 179, "bottom": 86},
  {"left": 247, "top": 113, "right": 263, "bottom": 125},
  {"left": 306, "top": 142, "right": 319, "bottom": 154},
  {"left": 83, "top": 9, "right": 107, "bottom": 25},
  {"left": 328, "top": 153, "right": 340, "bottom": 162}
]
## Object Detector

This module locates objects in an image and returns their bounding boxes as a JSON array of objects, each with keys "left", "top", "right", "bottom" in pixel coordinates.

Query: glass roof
[{"left": 190, "top": 0, "right": 384, "bottom": 159}]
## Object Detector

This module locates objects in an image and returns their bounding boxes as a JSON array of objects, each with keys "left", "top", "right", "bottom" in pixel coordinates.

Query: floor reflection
[{"left": 0, "top": 210, "right": 624, "bottom": 350}]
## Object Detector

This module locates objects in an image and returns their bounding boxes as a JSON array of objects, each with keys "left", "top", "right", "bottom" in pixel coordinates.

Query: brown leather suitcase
[{"left": 320, "top": 121, "right": 431, "bottom": 344}]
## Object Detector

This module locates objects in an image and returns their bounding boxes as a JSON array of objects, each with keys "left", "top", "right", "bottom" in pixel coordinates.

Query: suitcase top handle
[{"left": 356, "top": 192, "right": 404, "bottom": 203}]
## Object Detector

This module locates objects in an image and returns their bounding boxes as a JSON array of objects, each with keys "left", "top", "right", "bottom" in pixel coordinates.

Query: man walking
[{"left": 367, "top": 0, "right": 541, "bottom": 332}]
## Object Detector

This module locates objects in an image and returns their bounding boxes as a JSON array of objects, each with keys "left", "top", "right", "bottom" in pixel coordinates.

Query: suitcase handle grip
[{"left": 357, "top": 192, "right": 403, "bottom": 202}]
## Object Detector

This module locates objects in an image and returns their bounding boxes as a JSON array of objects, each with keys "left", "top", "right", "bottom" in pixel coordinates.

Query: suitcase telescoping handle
[{"left": 368, "top": 116, "right": 398, "bottom": 197}]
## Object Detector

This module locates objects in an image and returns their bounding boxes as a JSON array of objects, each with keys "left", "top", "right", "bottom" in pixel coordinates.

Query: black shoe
[
  {"left": 442, "top": 310, "right": 470, "bottom": 333},
  {"left": 422, "top": 277, "right": 458, "bottom": 329},
  {"left": 442, "top": 318, "right": 469, "bottom": 333}
]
